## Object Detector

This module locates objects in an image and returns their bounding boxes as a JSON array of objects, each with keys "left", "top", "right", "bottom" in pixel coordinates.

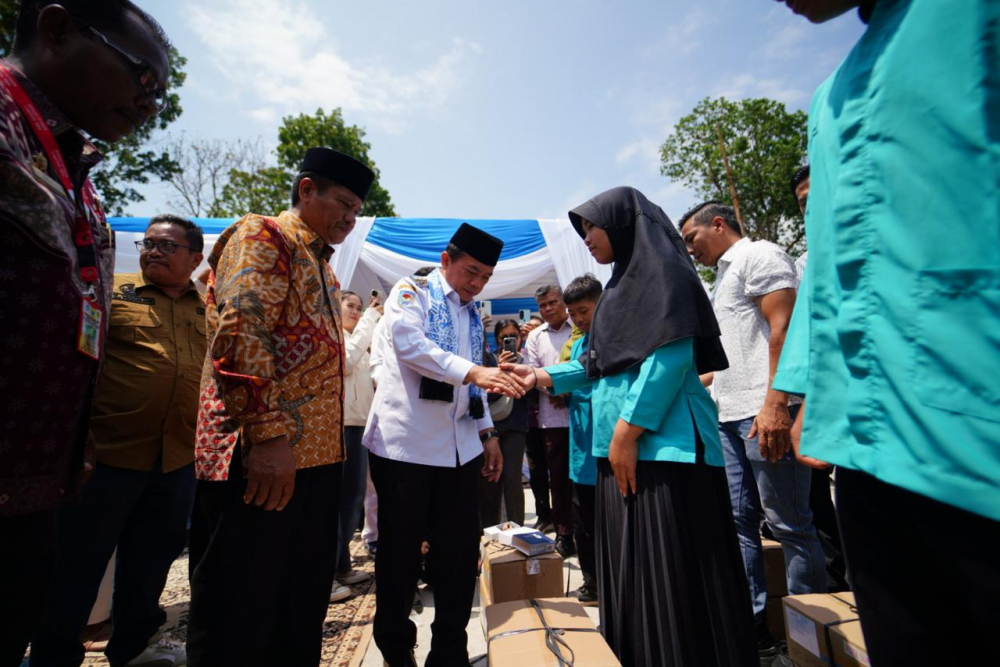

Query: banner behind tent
[{"left": 110, "top": 217, "right": 612, "bottom": 324}]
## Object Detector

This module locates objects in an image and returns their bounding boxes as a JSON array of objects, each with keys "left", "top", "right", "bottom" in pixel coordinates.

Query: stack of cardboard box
[
  {"left": 782, "top": 593, "right": 870, "bottom": 667},
  {"left": 762, "top": 538, "right": 789, "bottom": 641}
]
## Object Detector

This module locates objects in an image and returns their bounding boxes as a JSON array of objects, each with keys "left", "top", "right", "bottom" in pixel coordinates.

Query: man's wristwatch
[{"left": 480, "top": 429, "right": 499, "bottom": 443}]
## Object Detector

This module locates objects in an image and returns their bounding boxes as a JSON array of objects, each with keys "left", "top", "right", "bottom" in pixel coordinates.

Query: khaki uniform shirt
[{"left": 90, "top": 272, "right": 207, "bottom": 472}]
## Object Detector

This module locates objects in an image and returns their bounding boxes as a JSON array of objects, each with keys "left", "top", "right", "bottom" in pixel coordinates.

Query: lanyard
[{"left": 0, "top": 63, "right": 100, "bottom": 286}]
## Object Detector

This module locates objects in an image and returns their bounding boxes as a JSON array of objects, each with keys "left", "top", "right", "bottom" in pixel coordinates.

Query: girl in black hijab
[{"left": 505, "top": 187, "right": 756, "bottom": 666}]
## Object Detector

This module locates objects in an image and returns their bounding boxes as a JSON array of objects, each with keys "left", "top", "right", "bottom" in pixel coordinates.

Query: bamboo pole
[{"left": 715, "top": 123, "right": 747, "bottom": 237}]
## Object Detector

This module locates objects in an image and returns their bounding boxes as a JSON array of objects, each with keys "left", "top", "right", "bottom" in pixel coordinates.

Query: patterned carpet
[{"left": 79, "top": 536, "right": 377, "bottom": 667}]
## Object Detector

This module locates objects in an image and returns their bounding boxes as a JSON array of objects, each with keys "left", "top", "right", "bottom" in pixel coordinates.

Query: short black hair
[
  {"left": 534, "top": 285, "right": 563, "bottom": 300},
  {"left": 14, "top": 0, "right": 171, "bottom": 55},
  {"left": 414, "top": 266, "right": 437, "bottom": 277},
  {"left": 678, "top": 201, "right": 742, "bottom": 236},
  {"left": 529, "top": 315, "right": 544, "bottom": 324},
  {"left": 148, "top": 214, "right": 203, "bottom": 252},
  {"left": 563, "top": 274, "right": 603, "bottom": 305},
  {"left": 790, "top": 164, "right": 810, "bottom": 201},
  {"left": 494, "top": 318, "right": 520, "bottom": 342},
  {"left": 444, "top": 244, "right": 466, "bottom": 261},
  {"left": 291, "top": 171, "right": 338, "bottom": 207}
]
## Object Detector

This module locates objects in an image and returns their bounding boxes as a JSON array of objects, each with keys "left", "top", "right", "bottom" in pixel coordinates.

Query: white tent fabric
[
  {"left": 537, "top": 218, "right": 613, "bottom": 288},
  {"left": 112, "top": 218, "right": 611, "bottom": 310}
]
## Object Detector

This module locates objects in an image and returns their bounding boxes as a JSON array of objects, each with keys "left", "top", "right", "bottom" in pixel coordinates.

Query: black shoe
[
  {"left": 383, "top": 649, "right": 417, "bottom": 667},
  {"left": 569, "top": 585, "right": 599, "bottom": 606},
  {"left": 533, "top": 516, "right": 554, "bottom": 533},
  {"left": 366, "top": 540, "right": 378, "bottom": 558},
  {"left": 756, "top": 625, "right": 779, "bottom": 667},
  {"left": 555, "top": 535, "right": 576, "bottom": 558}
]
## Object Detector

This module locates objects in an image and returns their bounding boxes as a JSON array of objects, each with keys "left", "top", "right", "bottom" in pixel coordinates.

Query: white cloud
[
  {"left": 615, "top": 137, "right": 662, "bottom": 173},
  {"left": 713, "top": 73, "right": 810, "bottom": 106},
  {"left": 181, "top": 0, "right": 479, "bottom": 131}
]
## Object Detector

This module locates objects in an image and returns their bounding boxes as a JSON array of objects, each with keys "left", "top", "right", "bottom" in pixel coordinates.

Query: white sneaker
[
  {"left": 126, "top": 644, "right": 186, "bottom": 666},
  {"left": 337, "top": 569, "right": 371, "bottom": 585},
  {"left": 329, "top": 582, "right": 352, "bottom": 603}
]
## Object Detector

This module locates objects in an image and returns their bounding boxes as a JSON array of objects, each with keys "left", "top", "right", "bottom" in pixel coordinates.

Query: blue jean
[
  {"left": 337, "top": 426, "right": 369, "bottom": 573},
  {"left": 719, "top": 408, "right": 827, "bottom": 626},
  {"left": 30, "top": 460, "right": 197, "bottom": 667}
]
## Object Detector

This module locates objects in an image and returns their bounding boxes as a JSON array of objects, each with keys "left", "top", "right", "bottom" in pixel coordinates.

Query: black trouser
[
  {"left": 809, "top": 466, "right": 849, "bottom": 591},
  {"left": 31, "top": 460, "right": 197, "bottom": 667},
  {"left": 478, "top": 430, "right": 526, "bottom": 527},
  {"left": 187, "top": 452, "right": 342, "bottom": 667},
  {"left": 525, "top": 427, "right": 550, "bottom": 523},
  {"left": 0, "top": 510, "right": 57, "bottom": 667},
  {"left": 370, "top": 452, "right": 482, "bottom": 667},
  {"left": 543, "top": 428, "right": 573, "bottom": 536},
  {"left": 572, "top": 482, "right": 597, "bottom": 591},
  {"left": 836, "top": 468, "right": 1000, "bottom": 666}
]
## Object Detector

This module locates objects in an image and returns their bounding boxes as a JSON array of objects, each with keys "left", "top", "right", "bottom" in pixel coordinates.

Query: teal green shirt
[
  {"left": 564, "top": 335, "right": 597, "bottom": 485},
  {"left": 546, "top": 338, "right": 724, "bottom": 467},
  {"left": 774, "top": 0, "right": 1000, "bottom": 521}
]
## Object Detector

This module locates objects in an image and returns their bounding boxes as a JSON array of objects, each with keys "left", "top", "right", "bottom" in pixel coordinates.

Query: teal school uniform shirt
[
  {"left": 546, "top": 337, "right": 724, "bottom": 467},
  {"left": 774, "top": 0, "right": 1000, "bottom": 521},
  {"left": 564, "top": 335, "right": 597, "bottom": 485}
]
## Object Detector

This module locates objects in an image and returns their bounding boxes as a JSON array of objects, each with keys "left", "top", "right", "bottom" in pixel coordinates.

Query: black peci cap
[
  {"left": 449, "top": 223, "right": 504, "bottom": 267},
  {"left": 298, "top": 147, "right": 376, "bottom": 201}
]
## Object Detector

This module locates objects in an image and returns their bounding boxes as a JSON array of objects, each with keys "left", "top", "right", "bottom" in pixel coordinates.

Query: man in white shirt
[
  {"left": 680, "top": 202, "right": 827, "bottom": 656},
  {"left": 363, "top": 225, "right": 522, "bottom": 667},
  {"left": 522, "top": 285, "right": 576, "bottom": 557}
]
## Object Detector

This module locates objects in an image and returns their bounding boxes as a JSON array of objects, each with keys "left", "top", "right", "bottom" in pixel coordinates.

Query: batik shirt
[
  {"left": 0, "top": 62, "right": 114, "bottom": 516},
  {"left": 196, "top": 212, "right": 346, "bottom": 481}
]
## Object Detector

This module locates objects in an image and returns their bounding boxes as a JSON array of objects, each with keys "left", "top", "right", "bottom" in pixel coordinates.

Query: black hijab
[{"left": 568, "top": 186, "right": 728, "bottom": 378}]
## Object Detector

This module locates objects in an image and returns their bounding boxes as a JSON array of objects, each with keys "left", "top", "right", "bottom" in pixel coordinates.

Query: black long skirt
[{"left": 596, "top": 457, "right": 757, "bottom": 667}]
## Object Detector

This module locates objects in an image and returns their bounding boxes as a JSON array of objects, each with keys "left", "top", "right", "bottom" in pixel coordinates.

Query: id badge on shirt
[{"left": 77, "top": 297, "right": 102, "bottom": 360}]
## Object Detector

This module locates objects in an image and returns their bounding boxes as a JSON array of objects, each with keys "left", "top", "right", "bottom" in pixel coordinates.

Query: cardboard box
[
  {"left": 783, "top": 593, "right": 858, "bottom": 667},
  {"left": 485, "top": 597, "right": 620, "bottom": 667},
  {"left": 830, "top": 619, "right": 870, "bottom": 667},
  {"left": 762, "top": 539, "right": 788, "bottom": 598},
  {"left": 481, "top": 541, "right": 564, "bottom": 605}
]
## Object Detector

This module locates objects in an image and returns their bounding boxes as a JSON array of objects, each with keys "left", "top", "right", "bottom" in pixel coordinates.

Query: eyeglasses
[
  {"left": 135, "top": 239, "right": 193, "bottom": 255},
  {"left": 87, "top": 25, "right": 169, "bottom": 115}
]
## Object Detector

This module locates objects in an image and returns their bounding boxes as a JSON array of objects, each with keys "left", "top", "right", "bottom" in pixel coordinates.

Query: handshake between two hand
[{"left": 465, "top": 363, "right": 539, "bottom": 398}]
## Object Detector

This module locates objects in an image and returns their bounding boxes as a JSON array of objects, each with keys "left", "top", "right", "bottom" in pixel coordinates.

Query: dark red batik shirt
[{"left": 0, "top": 61, "right": 115, "bottom": 517}]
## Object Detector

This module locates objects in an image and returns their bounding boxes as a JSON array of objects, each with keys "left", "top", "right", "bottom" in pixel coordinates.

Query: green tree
[
  {"left": 661, "top": 97, "right": 808, "bottom": 254},
  {"left": 212, "top": 166, "right": 290, "bottom": 218},
  {"left": 1, "top": 3, "right": 187, "bottom": 215},
  {"left": 215, "top": 108, "right": 397, "bottom": 218}
]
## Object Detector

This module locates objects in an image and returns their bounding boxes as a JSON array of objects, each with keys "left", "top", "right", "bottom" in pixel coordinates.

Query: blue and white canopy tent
[{"left": 109, "top": 216, "right": 611, "bottom": 324}]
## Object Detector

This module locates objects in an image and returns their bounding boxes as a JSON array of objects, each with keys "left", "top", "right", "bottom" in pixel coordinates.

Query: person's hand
[
  {"left": 466, "top": 365, "right": 526, "bottom": 397},
  {"left": 73, "top": 437, "right": 96, "bottom": 497},
  {"left": 790, "top": 401, "right": 831, "bottom": 469},
  {"left": 368, "top": 295, "right": 384, "bottom": 315},
  {"left": 244, "top": 435, "right": 297, "bottom": 511},
  {"left": 749, "top": 400, "right": 793, "bottom": 462},
  {"left": 520, "top": 321, "right": 540, "bottom": 338},
  {"left": 609, "top": 421, "right": 641, "bottom": 497},
  {"left": 499, "top": 363, "right": 538, "bottom": 391},
  {"left": 482, "top": 436, "right": 503, "bottom": 482},
  {"left": 497, "top": 350, "right": 517, "bottom": 365},
  {"left": 481, "top": 314, "right": 494, "bottom": 331}
]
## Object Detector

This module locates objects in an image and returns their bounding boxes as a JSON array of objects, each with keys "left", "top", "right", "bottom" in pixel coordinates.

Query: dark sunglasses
[
  {"left": 87, "top": 25, "right": 169, "bottom": 115},
  {"left": 136, "top": 239, "right": 193, "bottom": 255}
]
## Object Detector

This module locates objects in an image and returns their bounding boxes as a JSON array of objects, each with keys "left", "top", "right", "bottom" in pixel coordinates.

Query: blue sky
[{"left": 134, "top": 0, "right": 865, "bottom": 221}]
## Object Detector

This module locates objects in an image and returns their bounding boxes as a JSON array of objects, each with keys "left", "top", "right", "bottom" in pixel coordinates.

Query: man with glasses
[
  {"left": 0, "top": 2, "right": 171, "bottom": 665},
  {"left": 29, "top": 216, "right": 205, "bottom": 667},
  {"left": 188, "top": 148, "right": 375, "bottom": 667}
]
